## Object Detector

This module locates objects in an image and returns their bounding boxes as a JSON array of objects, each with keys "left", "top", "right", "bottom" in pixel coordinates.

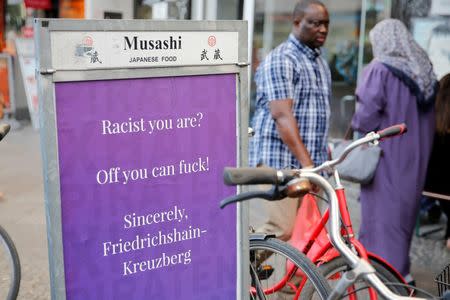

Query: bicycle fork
[{"left": 327, "top": 259, "right": 377, "bottom": 300}]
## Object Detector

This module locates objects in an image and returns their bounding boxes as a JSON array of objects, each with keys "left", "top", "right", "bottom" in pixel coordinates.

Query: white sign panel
[
  {"left": 51, "top": 31, "right": 239, "bottom": 70},
  {"left": 152, "top": 2, "right": 169, "bottom": 19},
  {"left": 428, "top": 29, "right": 450, "bottom": 79},
  {"left": 15, "top": 38, "right": 39, "bottom": 129},
  {"left": 412, "top": 18, "right": 450, "bottom": 80},
  {"left": 430, "top": 0, "right": 450, "bottom": 15},
  {"left": 411, "top": 18, "right": 446, "bottom": 50}
]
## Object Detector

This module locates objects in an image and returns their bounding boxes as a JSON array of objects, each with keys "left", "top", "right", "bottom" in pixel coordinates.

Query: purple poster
[{"left": 54, "top": 74, "right": 237, "bottom": 299}]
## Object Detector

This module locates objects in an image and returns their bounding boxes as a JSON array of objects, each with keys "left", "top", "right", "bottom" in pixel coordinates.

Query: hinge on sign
[
  {"left": 236, "top": 62, "right": 250, "bottom": 67},
  {"left": 40, "top": 68, "right": 56, "bottom": 75}
]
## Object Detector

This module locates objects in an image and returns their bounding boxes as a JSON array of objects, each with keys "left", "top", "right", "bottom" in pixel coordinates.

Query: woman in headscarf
[{"left": 351, "top": 19, "right": 438, "bottom": 284}]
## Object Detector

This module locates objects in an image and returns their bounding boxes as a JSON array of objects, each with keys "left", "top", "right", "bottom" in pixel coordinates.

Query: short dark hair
[{"left": 293, "top": 0, "right": 326, "bottom": 19}]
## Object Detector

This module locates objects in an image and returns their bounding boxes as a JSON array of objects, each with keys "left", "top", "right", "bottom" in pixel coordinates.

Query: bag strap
[{"left": 344, "top": 122, "right": 354, "bottom": 140}]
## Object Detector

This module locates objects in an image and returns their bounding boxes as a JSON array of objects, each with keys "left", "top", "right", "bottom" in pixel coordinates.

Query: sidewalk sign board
[
  {"left": 411, "top": 17, "right": 450, "bottom": 80},
  {"left": 15, "top": 38, "right": 39, "bottom": 128},
  {"left": 35, "top": 19, "right": 248, "bottom": 300}
]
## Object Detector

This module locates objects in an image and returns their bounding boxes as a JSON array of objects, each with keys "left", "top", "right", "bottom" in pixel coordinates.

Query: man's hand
[
  {"left": 302, "top": 165, "right": 320, "bottom": 193},
  {"left": 311, "top": 182, "right": 320, "bottom": 193}
]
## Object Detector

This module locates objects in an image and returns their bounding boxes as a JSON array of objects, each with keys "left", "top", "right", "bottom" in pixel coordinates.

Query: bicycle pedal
[{"left": 257, "top": 265, "right": 274, "bottom": 280}]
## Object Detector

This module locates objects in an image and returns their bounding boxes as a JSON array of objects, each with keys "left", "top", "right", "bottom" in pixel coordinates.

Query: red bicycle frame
[{"left": 252, "top": 182, "right": 407, "bottom": 299}]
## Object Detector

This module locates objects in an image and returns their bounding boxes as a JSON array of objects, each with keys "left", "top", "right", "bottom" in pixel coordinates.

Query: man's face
[{"left": 295, "top": 4, "right": 329, "bottom": 49}]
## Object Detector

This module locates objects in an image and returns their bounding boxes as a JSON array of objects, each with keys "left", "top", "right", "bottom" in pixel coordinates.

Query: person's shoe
[
  {"left": 404, "top": 274, "right": 416, "bottom": 287},
  {"left": 407, "top": 279, "right": 416, "bottom": 287},
  {"left": 403, "top": 274, "right": 417, "bottom": 296}
]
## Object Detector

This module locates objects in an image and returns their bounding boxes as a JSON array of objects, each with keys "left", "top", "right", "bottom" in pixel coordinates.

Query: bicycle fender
[{"left": 249, "top": 233, "right": 277, "bottom": 241}]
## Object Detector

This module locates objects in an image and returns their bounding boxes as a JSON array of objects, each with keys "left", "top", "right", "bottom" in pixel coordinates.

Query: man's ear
[{"left": 293, "top": 16, "right": 302, "bottom": 27}]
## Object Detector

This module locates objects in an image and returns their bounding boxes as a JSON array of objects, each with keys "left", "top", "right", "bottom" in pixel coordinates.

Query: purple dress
[{"left": 351, "top": 61, "right": 435, "bottom": 276}]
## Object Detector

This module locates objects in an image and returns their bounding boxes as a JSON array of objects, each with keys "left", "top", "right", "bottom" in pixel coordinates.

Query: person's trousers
[{"left": 250, "top": 184, "right": 302, "bottom": 242}]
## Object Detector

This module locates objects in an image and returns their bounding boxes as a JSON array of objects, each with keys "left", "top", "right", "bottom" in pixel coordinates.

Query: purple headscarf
[{"left": 369, "top": 19, "right": 438, "bottom": 110}]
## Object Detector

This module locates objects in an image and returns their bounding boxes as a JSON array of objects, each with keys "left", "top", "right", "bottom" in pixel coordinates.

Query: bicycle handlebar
[
  {"left": 308, "top": 123, "right": 408, "bottom": 174},
  {"left": 220, "top": 188, "right": 283, "bottom": 208},
  {"left": 221, "top": 168, "right": 311, "bottom": 208},
  {"left": 222, "top": 124, "right": 408, "bottom": 187},
  {"left": 223, "top": 167, "right": 297, "bottom": 186},
  {"left": 377, "top": 123, "right": 407, "bottom": 140},
  {"left": 0, "top": 124, "right": 11, "bottom": 142}
]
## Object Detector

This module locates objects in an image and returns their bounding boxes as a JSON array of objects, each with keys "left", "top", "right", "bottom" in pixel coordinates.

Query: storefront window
[{"left": 251, "top": 0, "right": 390, "bottom": 138}]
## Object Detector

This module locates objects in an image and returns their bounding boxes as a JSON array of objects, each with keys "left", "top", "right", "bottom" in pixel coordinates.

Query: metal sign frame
[{"left": 34, "top": 19, "right": 249, "bottom": 300}]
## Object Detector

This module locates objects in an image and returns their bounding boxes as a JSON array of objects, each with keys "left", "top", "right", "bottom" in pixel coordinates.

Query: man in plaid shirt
[{"left": 249, "top": 0, "right": 331, "bottom": 241}]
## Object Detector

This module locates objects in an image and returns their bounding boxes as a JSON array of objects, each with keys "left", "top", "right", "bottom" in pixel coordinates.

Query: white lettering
[{"left": 101, "top": 118, "right": 145, "bottom": 135}]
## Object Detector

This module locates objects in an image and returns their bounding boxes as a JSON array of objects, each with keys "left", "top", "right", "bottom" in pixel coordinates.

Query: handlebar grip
[
  {"left": 223, "top": 167, "right": 298, "bottom": 186},
  {"left": 0, "top": 124, "right": 11, "bottom": 142},
  {"left": 224, "top": 167, "right": 279, "bottom": 185},
  {"left": 377, "top": 123, "right": 407, "bottom": 139}
]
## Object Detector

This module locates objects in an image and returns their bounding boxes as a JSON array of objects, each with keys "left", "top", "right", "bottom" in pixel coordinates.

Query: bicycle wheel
[
  {"left": 0, "top": 225, "right": 21, "bottom": 300},
  {"left": 302, "top": 256, "right": 410, "bottom": 299},
  {"left": 249, "top": 237, "right": 330, "bottom": 299}
]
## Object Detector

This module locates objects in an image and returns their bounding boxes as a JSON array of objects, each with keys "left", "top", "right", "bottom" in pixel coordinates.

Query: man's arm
[{"left": 269, "top": 99, "right": 314, "bottom": 167}]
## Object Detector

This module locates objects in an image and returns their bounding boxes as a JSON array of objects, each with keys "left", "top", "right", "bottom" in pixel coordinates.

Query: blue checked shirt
[{"left": 249, "top": 34, "right": 331, "bottom": 169}]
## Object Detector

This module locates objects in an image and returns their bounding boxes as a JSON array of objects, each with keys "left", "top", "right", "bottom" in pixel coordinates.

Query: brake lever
[
  {"left": 220, "top": 185, "right": 286, "bottom": 208},
  {"left": 267, "top": 185, "right": 288, "bottom": 201}
]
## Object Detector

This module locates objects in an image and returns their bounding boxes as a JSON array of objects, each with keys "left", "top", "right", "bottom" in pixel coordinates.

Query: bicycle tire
[
  {"left": 0, "top": 225, "right": 21, "bottom": 300},
  {"left": 302, "top": 256, "right": 409, "bottom": 299},
  {"left": 249, "top": 237, "right": 331, "bottom": 300}
]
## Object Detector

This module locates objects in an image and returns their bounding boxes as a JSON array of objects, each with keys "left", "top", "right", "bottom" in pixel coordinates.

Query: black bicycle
[{"left": 0, "top": 123, "right": 21, "bottom": 300}]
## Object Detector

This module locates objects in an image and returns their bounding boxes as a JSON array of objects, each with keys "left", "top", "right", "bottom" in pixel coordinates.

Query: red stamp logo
[
  {"left": 82, "top": 36, "right": 93, "bottom": 47},
  {"left": 208, "top": 35, "right": 216, "bottom": 47}
]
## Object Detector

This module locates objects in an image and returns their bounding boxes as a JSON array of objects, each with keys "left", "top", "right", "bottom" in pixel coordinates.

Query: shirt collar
[{"left": 288, "top": 33, "right": 321, "bottom": 60}]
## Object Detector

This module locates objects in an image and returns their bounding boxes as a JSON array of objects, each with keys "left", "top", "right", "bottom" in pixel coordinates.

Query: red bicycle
[{"left": 222, "top": 124, "right": 435, "bottom": 299}]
